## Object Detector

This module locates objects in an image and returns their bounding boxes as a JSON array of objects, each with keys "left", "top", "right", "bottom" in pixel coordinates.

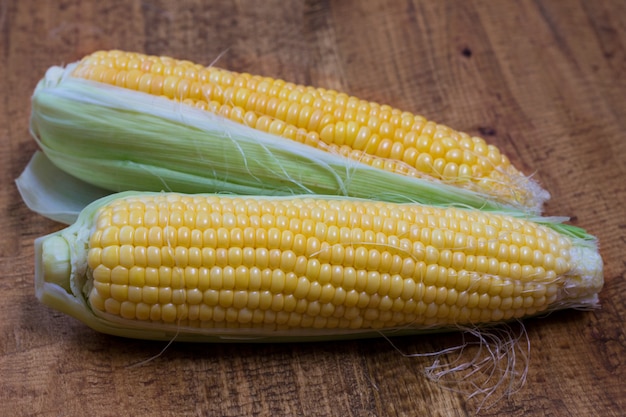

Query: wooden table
[{"left": 2, "top": 1, "right": 624, "bottom": 415}]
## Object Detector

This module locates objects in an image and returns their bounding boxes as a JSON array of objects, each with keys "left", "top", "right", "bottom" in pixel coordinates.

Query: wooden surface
[{"left": 1, "top": 0, "right": 625, "bottom": 415}]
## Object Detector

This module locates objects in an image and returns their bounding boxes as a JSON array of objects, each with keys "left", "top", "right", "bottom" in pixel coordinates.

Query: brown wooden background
[{"left": 1, "top": 1, "right": 625, "bottom": 416}]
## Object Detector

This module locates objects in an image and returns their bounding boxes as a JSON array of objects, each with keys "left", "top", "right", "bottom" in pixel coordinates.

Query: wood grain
[{"left": 1, "top": 0, "right": 624, "bottom": 415}]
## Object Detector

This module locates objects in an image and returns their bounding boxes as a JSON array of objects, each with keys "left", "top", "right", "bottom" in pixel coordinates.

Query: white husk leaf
[{"left": 16, "top": 151, "right": 110, "bottom": 224}]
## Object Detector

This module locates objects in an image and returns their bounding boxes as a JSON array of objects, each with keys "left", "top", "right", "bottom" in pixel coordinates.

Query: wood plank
[{"left": 1, "top": 0, "right": 624, "bottom": 415}]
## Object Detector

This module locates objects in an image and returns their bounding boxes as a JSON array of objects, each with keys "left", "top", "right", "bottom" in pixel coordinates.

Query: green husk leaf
[{"left": 19, "top": 150, "right": 596, "bottom": 246}]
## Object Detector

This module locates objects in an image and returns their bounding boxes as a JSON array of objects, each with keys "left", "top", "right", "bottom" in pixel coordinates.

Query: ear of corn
[
  {"left": 35, "top": 192, "right": 602, "bottom": 342},
  {"left": 29, "top": 50, "right": 550, "bottom": 214}
]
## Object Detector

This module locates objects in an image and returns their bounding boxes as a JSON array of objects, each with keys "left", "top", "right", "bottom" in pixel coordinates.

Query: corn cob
[
  {"left": 36, "top": 192, "right": 602, "bottom": 341},
  {"left": 29, "top": 50, "right": 549, "bottom": 214}
]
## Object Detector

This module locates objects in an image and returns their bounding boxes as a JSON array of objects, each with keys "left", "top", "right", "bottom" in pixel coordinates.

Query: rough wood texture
[{"left": 1, "top": 0, "right": 624, "bottom": 415}]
